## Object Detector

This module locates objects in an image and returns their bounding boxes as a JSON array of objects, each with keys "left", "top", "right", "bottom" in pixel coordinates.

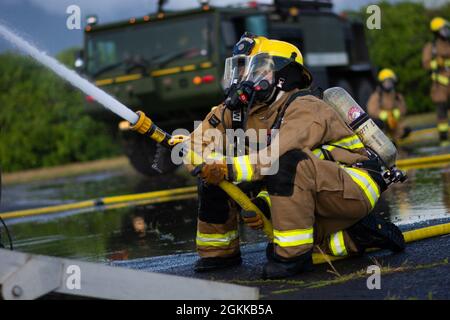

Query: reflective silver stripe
[
  {"left": 196, "top": 230, "right": 238, "bottom": 247},
  {"left": 234, "top": 155, "right": 253, "bottom": 182},
  {"left": 329, "top": 231, "right": 348, "bottom": 256},
  {"left": 312, "top": 148, "right": 325, "bottom": 159}
]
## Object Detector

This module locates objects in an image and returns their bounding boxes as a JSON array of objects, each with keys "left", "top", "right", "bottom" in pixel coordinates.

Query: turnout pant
[
  {"left": 431, "top": 82, "right": 449, "bottom": 141},
  {"left": 196, "top": 149, "right": 378, "bottom": 259}
]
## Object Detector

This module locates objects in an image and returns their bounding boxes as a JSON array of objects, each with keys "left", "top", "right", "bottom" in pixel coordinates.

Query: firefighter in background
[
  {"left": 367, "top": 69, "right": 411, "bottom": 142},
  {"left": 174, "top": 34, "right": 405, "bottom": 279},
  {"left": 422, "top": 17, "right": 450, "bottom": 145}
]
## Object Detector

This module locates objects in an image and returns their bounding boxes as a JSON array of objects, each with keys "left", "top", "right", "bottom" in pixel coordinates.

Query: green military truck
[{"left": 76, "top": 0, "right": 375, "bottom": 176}]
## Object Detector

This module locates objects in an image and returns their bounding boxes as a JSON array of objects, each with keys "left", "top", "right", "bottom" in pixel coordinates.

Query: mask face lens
[
  {"left": 243, "top": 53, "right": 275, "bottom": 87},
  {"left": 222, "top": 55, "right": 249, "bottom": 90},
  {"left": 382, "top": 79, "right": 395, "bottom": 91}
]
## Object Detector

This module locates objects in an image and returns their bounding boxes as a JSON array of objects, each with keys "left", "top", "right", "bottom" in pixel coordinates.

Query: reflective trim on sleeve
[
  {"left": 343, "top": 167, "right": 380, "bottom": 209},
  {"left": 233, "top": 155, "right": 254, "bottom": 182},
  {"left": 329, "top": 134, "right": 365, "bottom": 150},
  {"left": 196, "top": 230, "right": 238, "bottom": 247},
  {"left": 273, "top": 228, "right": 314, "bottom": 247},
  {"left": 257, "top": 190, "right": 271, "bottom": 207},
  {"left": 312, "top": 148, "right": 325, "bottom": 159},
  {"left": 329, "top": 230, "right": 348, "bottom": 256}
]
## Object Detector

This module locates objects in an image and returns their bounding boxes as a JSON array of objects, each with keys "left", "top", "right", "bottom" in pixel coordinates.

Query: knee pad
[
  {"left": 265, "top": 149, "right": 309, "bottom": 197},
  {"left": 198, "top": 180, "right": 230, "bottom": 224}
]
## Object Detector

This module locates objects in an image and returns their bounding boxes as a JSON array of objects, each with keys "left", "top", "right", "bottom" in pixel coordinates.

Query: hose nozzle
[{"left": 130, "top": 111, "right": 152, "bottom": 134}]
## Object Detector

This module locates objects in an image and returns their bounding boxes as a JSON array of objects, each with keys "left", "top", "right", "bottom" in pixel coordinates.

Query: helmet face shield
[
  {"left": 222, "top": 54, "right": 249, "bottom": 91},
  {"left": 222, "top": 53, "right": 286, "bottom": 91}
]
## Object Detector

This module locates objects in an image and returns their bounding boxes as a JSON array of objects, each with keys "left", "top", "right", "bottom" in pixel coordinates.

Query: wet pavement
[{"left": 0, "top": 142, "right": 449, "bottom": 297}]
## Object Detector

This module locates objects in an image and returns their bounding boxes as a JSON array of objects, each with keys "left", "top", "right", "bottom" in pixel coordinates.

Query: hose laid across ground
[
  {"left": 0, "top": 186, "right": 197, "bottom": 220},
  {"left": 312, "top": 222, "right": 450, "bottom": 265}
]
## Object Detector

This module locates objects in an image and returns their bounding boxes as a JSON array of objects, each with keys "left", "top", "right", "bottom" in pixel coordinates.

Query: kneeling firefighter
[
  {"left": 367, "top": 68, "right": 411, "bottom": 142},
  {"left": 177, "top": 34, "right": 405, "bottom": 279}
]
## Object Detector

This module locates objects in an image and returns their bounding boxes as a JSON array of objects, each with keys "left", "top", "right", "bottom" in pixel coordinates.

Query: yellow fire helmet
[
  {"left": 230, "top": 33, "right": 313, "bottom": 88},
  {"left": 430, "top": 17, "right": 448, "bottom": 32},
  {"left": 378, "top": 68, "right": 397, "bottom": 82}
]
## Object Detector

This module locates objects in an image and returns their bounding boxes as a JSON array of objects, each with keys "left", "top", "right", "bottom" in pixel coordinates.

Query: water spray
[{"left": 0, "top": 24, "right": 138, "bottom": 124}]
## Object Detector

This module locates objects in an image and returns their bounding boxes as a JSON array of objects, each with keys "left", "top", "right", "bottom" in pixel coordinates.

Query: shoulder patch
[{"left": 208, "top": 114, "right": 221, "bottom": 128}]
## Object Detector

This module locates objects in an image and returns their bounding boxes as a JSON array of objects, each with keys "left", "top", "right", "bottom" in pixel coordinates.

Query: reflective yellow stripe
[
  {"left": 196, "top": 230, "right": 238, "bottom": 247},
  {"left": 151, "top": 66, "right": 182, "bottom": 77},
  {"left": 379, "top": 110, "right": 388, "bottom": 121},
  {"left": 431, "top": 59, "right": 450, "bottom": 69},
  {"left": 273, "top": 228, "right": 314, "bottom": 247},
  {"left": 257, "top": 190, "right": 271, "bottom": 207},
  {"left": 322, "top": 144, "right": 336, "bottom": 152},
  {"left": 115, "top": 73, "right": 142, "bottom": 83},
  {"left": 430, "top": 59, "right": 438, "bottom": 70},
  {"left": 329, "top": 231, "right": 348, "bottom": 256},
  {"left": 431, "top": 73, "right": 450, "bottom": 86},
  {"left": 95, "top": 78, "right": 114, "bottom": 86},
  {"left": 312, "top": 148, "right": 325, "bottom": 159},
  {"left": 329, "top": 134, "right": 365, "bottom": 150},
  {"left": 438, "top": 122, "right": 449, "bottom": 132},
  {"left": 343, "top": 167, "right": 380, "bottom": 209},
  {"left": 233, "top": 155, "right": 253, "bottom": 182}
]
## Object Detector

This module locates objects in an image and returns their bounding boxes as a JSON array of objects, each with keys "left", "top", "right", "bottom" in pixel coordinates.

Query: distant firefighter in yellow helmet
[
  {"left": 367, "top": 68, "right": 411, "bottom": 142},
  {"left": 175, "top": 33, "right": 405, "bottom": 279},
  {"left": 422, "top": 17, "right": 450, "bottom": 145}
]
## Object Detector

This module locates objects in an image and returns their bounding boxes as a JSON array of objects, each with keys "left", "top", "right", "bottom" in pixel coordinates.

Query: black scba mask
[
  {"left": 381, "top": 79, "right": 396, "bottom": 92},
  {"left": 224, "top": 79, "right": 276, "bottom": 111}
]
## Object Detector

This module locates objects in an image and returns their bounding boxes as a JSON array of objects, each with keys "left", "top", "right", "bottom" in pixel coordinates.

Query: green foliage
[
  {"left": 357, "top": 1, "right": 450, "bottom": 113},
  {"left": 0, "top": 48, "right": 120, "bottom": 173}
]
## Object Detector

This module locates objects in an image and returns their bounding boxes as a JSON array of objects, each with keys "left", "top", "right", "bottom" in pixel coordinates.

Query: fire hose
[{"left": 129, "top": 111, "right": 274, "bottom": 240}]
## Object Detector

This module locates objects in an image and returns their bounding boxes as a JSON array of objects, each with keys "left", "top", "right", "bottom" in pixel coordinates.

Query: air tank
[{"left": 323, "top": 87, "right": 398, "bottom": 168}]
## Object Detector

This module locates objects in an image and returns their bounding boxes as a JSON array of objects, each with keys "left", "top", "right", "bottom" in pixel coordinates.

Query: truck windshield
[{"left": 86, "top": 15, "right": 211, "bottom": 76}]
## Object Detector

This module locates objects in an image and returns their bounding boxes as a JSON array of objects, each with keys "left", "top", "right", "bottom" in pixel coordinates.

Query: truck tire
[
  {"left": 356, "top": 78, "right": 374, "bottom": 110},
  {"left": 122, "top": 134, "right": 177, "bottom": 176}
]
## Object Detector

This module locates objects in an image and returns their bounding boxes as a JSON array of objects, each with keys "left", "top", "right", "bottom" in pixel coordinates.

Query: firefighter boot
[
  {"left": 347, "top": 213, "right": 405, "bottom": 254},
  {"left": 262, "top": 249, "right": 313, "bottom": 280},
  {"left": 194, "top": 254, "right": 242, "bottom": 273}
]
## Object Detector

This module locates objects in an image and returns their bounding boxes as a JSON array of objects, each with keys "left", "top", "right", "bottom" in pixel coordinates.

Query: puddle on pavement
[{"left": 1, "top": 148, "right": 449, "bottom": 263}]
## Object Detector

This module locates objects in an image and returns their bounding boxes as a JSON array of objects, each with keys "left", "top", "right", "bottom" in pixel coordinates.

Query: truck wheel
[
  {"left": 356, "top": 78, "right": 374, "bottom": 110},
  {"left": 122, "top": 134, "right": 177, "bottom": 176}
]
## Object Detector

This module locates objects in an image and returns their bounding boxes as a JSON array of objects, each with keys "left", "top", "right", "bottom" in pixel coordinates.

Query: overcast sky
[{"left": 0, "top": 0, "right": 448, "bottom": 54}]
